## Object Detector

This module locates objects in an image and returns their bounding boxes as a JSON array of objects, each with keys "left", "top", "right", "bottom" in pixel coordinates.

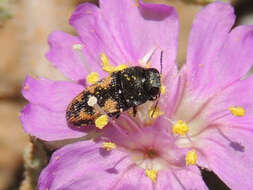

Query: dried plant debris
[
  {"left": 0, "top": 0, "right": 12, "bottom": 24},
  {"left": 20, "top": 138, "right": 50, "bottom": 190}
]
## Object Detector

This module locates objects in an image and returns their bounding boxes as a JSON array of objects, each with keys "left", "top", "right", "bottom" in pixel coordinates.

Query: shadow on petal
[{"left": 229, "top": 141, "right": 245, "bottom": 152}]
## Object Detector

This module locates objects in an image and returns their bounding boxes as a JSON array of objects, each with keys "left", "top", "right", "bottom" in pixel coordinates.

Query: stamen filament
[{"left": 72, "top": 44, "right": 91, "bottom": 73}]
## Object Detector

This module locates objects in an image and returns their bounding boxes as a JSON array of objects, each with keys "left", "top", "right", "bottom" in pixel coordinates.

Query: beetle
[{"left": 66, "top": 52, "right": 163, "bottom": 127}]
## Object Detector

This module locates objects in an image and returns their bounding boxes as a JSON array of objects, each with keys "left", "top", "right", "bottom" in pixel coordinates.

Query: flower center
[{"left": 144, "top": 147, "right": 158, "bottom": 159}]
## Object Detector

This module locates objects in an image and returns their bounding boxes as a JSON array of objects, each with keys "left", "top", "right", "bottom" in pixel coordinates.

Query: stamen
[
  {"left": 86, "top": 72, "right": 99, "bottom": 84},
  {"left": 172, "top": 120, "right": 189, "bottom": 136},
  {"left": 139, "top": 47, "right": 157, "bottom": 67},
  {"left": 101, "top": 53, "right": 115, "bottom": 73},
  {"left": 145, "top": 169, "right": 157, "bottom": 183},
  {"left": 72, "top": 43, "right": 91, "bottom": 73},
  {"left": 72, "top": 44, "right": 83, "bottom": 50},
  {"left": 185, "top": 150, "right": 197, "bottom": 166},
  {"left": 95, "top": 115, "right": 109, "bottom": 129},
  {"left": 101, "top": 53, "right": 128, "bottom": 73},
  {"left": 229, "top": 106, "right": 245, "bottom": 117},
  {"left": 102, "top": 142, "right": 116, "bottom": 151},
  {"left": 114, "top": 64, "right": 128, "bottom": 71},
  {"left": 148, "top": 106, "right": 164, "bottom": 119}
]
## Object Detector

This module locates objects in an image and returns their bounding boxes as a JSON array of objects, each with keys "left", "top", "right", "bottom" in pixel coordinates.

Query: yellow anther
[
  {"left": 145, "top": 169, "right": 157, "bottom": 183},
  {"left": 101, "top": 53, "right": 128, "bottom": 73},
  {"left": 160, "top": 85, "right": 166, "bottom": 94},
  {"left": 95, "top": 115, "right": 109, "bottom": 129},
  {"left": 103, "top": 65, "right": 116, "bottom": 73},
  {"left": 86, "top": 72, "right": 99, "bottom": 84},
  {"left": 185, "top": 150, "right": 197, "bottom": 166},
  {"left": 101, "top": 53, "right": 109, "bottom": 65},
  {"left": 101, "top": 55, "right": 114, "bottom": 73},
  {"left": 115, "top": 64, "right": 128, "bottom": 71},
  {"left": 229, "top": 106, "right": 245, "bottom": 117},
  {"left": 101, "top": 53, "right": 116, "bottom": 73},
  {"left": 102, "top": 142, "right": 116, "bottom": 151},
  {"left": 72, "top": 44, "right": 83, "bottom": 50},
  {"left": 115, "top": 64, "right": 127, "bottom": 71},
  {"left": 148, "top": 106, "right": 164, "bottom": 119},
  {"left": 172, "top": 120, "right": 189, "bottom": 136}
]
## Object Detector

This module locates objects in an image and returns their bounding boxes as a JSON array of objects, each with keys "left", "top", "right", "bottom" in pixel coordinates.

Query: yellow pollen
[
  {"left": 229, "top": 106, "right": 245, "bottom": 117},
  {"left": 86, "top": 72, "right": 99, "bottom": 84},
  {"left": 101, "top": 53, "right": 115, "bottom": 73},
  {"left": 148, "top": 106, "right": 164, "bottom": 119},
  {"left": 185, "top": 150, "right": 197, "bottom": 166},
  {"left": 102, "top": 142, "right": 116, "bottom": 151},
  {"left": 95, "top": 114, "right": 109, "bottom": 129},
  {"left": 160, "top": 85, "right": 166, "bottom": 94},
  {"left": 101, "top": 53, "right": 109, "bottom": 65},
  {"left": 115, "top": 64, "right": 128, "bottom": 71},
  {"left": 172, "top": 120, "right": 189, "bottom": 136},
  {"left": 101, "top": 53, "right": 128, "bottom": 73},
  {"left": 72, "top": 44, "right": 83, "bottom": 50},
  {"left": 145, "top": 169, "right": 157, "bottom": 183}
]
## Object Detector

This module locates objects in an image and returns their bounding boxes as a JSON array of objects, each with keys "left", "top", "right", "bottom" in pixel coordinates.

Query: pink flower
[{"left": 20, "top": 0, "right": 253, "bottom": 189}]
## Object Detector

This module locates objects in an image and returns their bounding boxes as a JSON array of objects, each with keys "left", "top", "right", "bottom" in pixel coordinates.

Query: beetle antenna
[
  {"left": 151, "top": 50, "right": 163, "bottom": 118},
  {"left": 151, "top": 96, "right": 160, "bottom": 118}
]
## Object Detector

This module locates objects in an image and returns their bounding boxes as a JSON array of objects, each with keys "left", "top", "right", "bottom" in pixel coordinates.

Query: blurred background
[{"left": 0, "top": 0, "right": 252, "bottom": 189}]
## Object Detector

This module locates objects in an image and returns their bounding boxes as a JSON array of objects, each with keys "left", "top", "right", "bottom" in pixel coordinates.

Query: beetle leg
[
  {"left": 115, "top": 112, "right": 121, "bottom": 119},
  {"left": 133, "top": 106, "right": 137, "bottom": 117}
]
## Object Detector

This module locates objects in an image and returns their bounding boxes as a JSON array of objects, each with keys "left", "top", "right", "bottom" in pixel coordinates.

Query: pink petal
[
  {"left": 185, "top": 2, "right": 236, "bottom": 97},
  {"left": 46, "top": 31, "right": 104, "bottom": 82},
  {"left": 70, "top": 0, "right": 178, "bottom": 75},
  {"left": 214, "top": 26, "right": 253, "bottom": 86},
  {"left": 20, "top": 104, "right": 86, "bottom": 141},
  {"left": 206, "top": 75, "right": 253, "bottom": 127},
  {"left": 38, "top": 140, "right": 153, "bottom": 190},
  {"left": 156, "top": 168, "right": 208, "bottom": 190},
  {"left": 39, "top": 139, "right": 208, "bottom": 189},
  {"left": 199, "top": 127, "right": 253, "bottom": 190},
  {"left": 22, "top": 76, "right": 84, "bottom": 112}
]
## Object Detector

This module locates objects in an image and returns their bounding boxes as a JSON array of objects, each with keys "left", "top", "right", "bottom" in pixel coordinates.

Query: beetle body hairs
[{"left": 66, "top": 52, "right": 163, "bottom": 127}]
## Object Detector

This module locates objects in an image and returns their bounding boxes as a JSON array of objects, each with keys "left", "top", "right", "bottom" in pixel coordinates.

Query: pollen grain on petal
[
  {"left": 185, "top": 150, "right": 197, "bottom": 166},
  {"left": 148, "top": 106, "right": 164, "bottom": 119},
  {"left": 86, "top": 72, "right": 99, "bottom": 84},
  {"left": 229, "top": 106, "right": 245, "bottom": 117},
  {"left": 95, "top": 114, "right": 109, "bottom": 129},
  {"left": 72, "top": 43, "right": 83, "bottom": 50},
  {"left": 172, "top": 120, "right": 189, "bottom": 136},
  {"left": 160, "top": 85, "right": 166, "bottom": 94},
  {"left": 102, "top": 142, "right": 116, "bottom": 151},
  {"left": 145, "top": 169, "right": 157, "bottom": 183},
  {"left": 23, "top": 84, "right": 29, "bottom": 90}
]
